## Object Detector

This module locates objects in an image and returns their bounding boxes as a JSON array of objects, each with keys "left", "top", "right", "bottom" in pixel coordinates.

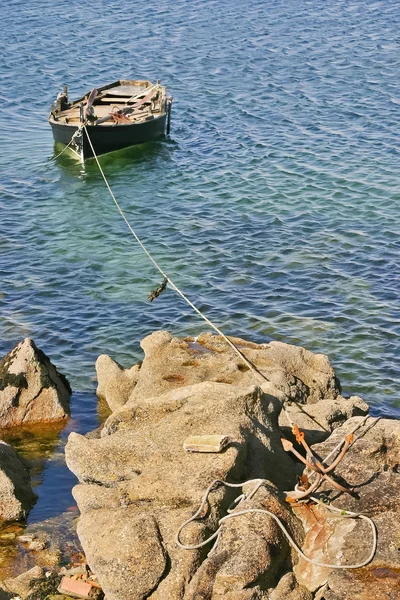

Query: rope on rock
[
  {"left": 176, "top": 478, "right": 377, "bottom": 570},
  {"left": 82, "top": 124, "right": 295, "bottom": 427}
]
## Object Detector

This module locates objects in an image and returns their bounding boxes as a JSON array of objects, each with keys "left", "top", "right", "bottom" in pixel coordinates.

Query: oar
[{"left": 84, "top": 88, "right": 98, "bottom": 120}]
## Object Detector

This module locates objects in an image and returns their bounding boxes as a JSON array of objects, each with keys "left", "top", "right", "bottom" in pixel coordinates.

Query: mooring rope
[
  {"left": 82, "top": 125, "right": 295, "bottom": 426},
  {"left": 51, "top": 125, "right": 84, "bottom": 161},
  {"left": 176, "top": 478, "right": 377, "bottom": 570},
  {"left": 82, "top": 126, "right": 378, "bottom": 571}
]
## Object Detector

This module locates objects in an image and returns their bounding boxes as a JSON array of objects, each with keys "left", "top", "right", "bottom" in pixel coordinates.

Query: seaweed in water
[
  {"left": 148, "top": 277, "right": 168, "bottom": 302},
  {"left": 26, "top": 571, "right": 62, "bottom": 600}
]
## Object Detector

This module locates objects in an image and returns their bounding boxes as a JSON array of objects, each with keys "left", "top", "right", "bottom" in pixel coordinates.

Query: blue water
[
  {"left": 1, "top": 2, "right": 399, "bottom": 416},
  {"left": 1, "top": 393, "right": 100, "bottom": 523}
]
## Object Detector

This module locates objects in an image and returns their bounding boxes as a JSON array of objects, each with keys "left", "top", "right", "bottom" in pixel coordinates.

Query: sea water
[{"left": 0, "top": 0, "right": 399, "bottom": 553}]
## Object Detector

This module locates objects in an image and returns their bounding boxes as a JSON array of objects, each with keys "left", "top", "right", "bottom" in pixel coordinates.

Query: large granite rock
[
  {"left": 66, "top": 382, "right": 302, "bottom": 599},
  {"left": 66, "top": 332, "right": 398, "bottom": 599},
  {"left": 97, "top": 330, "right": 362, "bottom": 447},
  {"left": 294, "top": 417, "right": 400, "bottom": 599},
  {"left": 96, "top": 330, "right": 366, "bottom": 454},
  {"left": 95, "top": 354, "right": 140, "bottom": 412},
  {"left": 183, "top": 483, "right": 304, "bottom": 600},
  {"left": 95, "top": 331, "right": 341, "bottom": 414},
  {"left": 0, "top": 440, "right": 37, "bottom": 520},
  {"left": 0, "top": 339, "right": 71, "bottom": 428},
  {"left": 132, "top": 331, "right": 340, "bottom": 405}
]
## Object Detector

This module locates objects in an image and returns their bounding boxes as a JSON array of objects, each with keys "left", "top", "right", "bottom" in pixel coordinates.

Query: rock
[
  {"left": 18, "top": 533, "right": 48, "bottom": 553},
  {"left": 294, "top": 417, "right": 400, "bottom": 598},
  {"left": 95, "top": 354, "right": 140, "bottom": 412},
  {"left": 324, "top": 567, "right": 400, "bottom": 600},
  {"left": 77, "top": 510, "right": 166, "bottom": 599},
  {"left": 67, "top": 383, "right": 297, "bottom": 491},
  {"left": 59, "top": 565, "right": 87, "bottom": 577},
  {"left": 0, "top": 440, "right": 37, "bottom": 521},
  {"left": 269, "top": 572, "right": 313, "bottom": 600},
  {"left": 314, "top": 585, "right": 329, "bottom": 600},
  {"left": 279, "top": 395, "right": 369, "bottom": 445},
  {"left": 0, "top": 339, "right": 71, "bottom": 428},
  {"left": 17, "top": 534, "right": 36, "bottom": 544},
  {"left": 96, "top": 329, "right": 355, "bottom": 447},
  {"left": 184, "top": 484, "right": 303, "bottom": 599},
  {"left": 245, "top": 339, "right": 340, "bottom": 404},
  {"left": 2, "top": 566, "right": 43, "bottom": 599},
  {"left": 47, "top": 596, "right": 76, "bottom": 600},
  {"left": 66, "top": 382, "right": 301, "bottom": 599},
  {"left": 16, "top": 512, "right": 81, "bottom": 571},
  {"left": 293, "top": 502, "right": 359, "bottom": 592},
  {"left": 27, "top": 538, "right": 47, "bottom": 552},
  {"left": 121, "top": 331, "right": 340, "bottom": 407},
  {"left": 183, "top": 434, "right": 232, "bottom": 453},
  {"left": 67, "top": 331, "right": 395, "bottom": 600}
]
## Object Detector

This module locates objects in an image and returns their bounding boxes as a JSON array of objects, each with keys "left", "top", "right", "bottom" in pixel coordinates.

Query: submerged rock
[
  {"left": 1, "top": 565, "right": 43, "bottom": 599},
  {"left": 0, "top": 440, "right": 37, "bottom": 521},
  {"left": 0, "top": 339, "right": 71, "bottom": 428}
]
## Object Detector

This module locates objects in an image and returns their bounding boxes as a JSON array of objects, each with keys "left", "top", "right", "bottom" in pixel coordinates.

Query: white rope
[
  {"left": 176, "top": 479, "right": 258, "bottom": 550},
  {"left": 176, "top": 479, "right": 377, "bottom": 570},
  {"left": 51, "top": 125, "right": 84, "bottom": 161},
  {"left": 82, "top": 125, "right": 294, "bottom": 427}
]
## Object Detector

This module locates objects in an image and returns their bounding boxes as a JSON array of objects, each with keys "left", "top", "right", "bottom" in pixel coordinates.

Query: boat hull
[{"left": 50, "top": 112, "right": 167, "bottom": 160}]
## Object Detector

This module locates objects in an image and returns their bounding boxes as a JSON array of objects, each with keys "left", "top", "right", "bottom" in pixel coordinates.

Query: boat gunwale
[
  {"left": 48, "top": 109, "right": 167, "bottom": 129},
  {"left": 68, "top": 79, "right": 155, "bottom": 105},
  {"left": 49, "top": 79, "right": 167, "bottom": 127}
]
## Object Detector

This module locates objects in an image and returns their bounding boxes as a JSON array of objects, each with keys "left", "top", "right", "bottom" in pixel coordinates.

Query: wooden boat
[{"left": 49, "top": 79, "right": 172, "bottom": 161}]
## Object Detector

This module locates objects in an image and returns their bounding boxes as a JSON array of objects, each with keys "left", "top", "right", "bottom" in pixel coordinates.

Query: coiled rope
[{"left": 176, "top": 478, "right": 377, "bottom": 569}]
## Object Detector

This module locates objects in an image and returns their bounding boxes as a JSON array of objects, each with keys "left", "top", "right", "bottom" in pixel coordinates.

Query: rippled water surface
[{"left": 0, "top": 0, "right": 399, "bottom": 540}]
